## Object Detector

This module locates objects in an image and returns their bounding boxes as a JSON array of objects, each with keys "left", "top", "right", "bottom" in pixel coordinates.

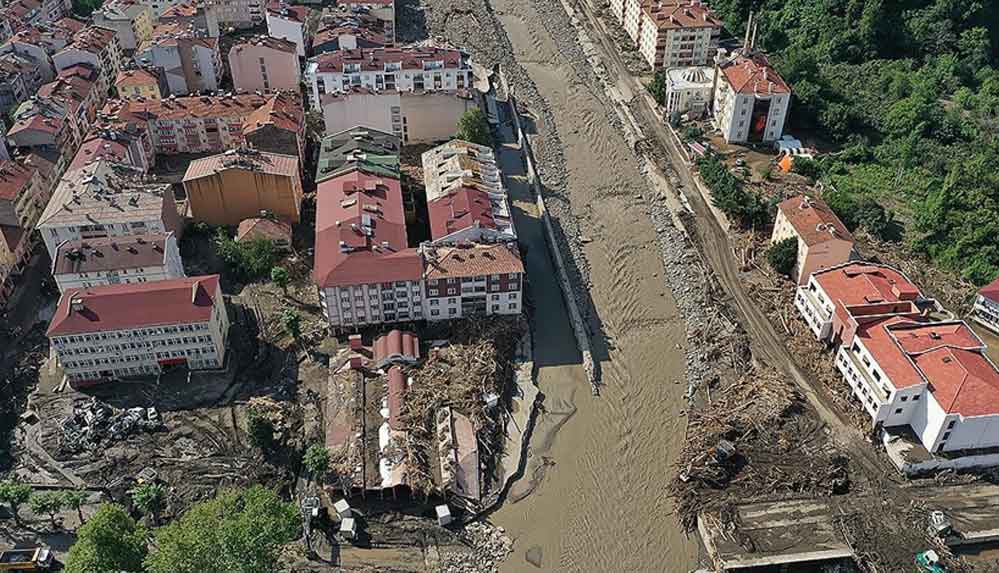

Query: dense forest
[{"left": 710, "top": 0, "right": 999, "bottom": 285}]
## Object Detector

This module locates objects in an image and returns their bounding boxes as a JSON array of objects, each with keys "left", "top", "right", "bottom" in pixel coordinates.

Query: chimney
[
  {"left": 70, "top": 297, "right": 85, "bottom": 312},
  {"left": 348, "top": 333, "right": 363, "bottom": 350}
]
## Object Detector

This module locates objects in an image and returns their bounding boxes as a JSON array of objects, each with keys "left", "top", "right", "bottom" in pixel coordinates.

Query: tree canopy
[
  {"left": 65, "top": 504, "right": 147, "bottom": 573},
  {"left": 711, "top": 0, "right": 999, "bottom": 284},
  {"left": 144, "top": 486, "right": 300, "bottom": 573},
  {"left": 456, "top": 108, "right": 493, "bottom": 147}
]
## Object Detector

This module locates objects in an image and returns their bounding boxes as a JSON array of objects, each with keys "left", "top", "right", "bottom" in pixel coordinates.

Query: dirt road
[{"left": 486, "top": 3, "right": 698, "bottom": 571}]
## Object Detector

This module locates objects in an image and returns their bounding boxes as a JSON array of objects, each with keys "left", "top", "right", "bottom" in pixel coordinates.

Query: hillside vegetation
[{"left": 713, "top": 0, "right": 999, "bottom": 284}]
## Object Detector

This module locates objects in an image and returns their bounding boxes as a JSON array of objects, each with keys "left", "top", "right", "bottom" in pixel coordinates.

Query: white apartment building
[
  {"left": 36, "top": 160, "right": 183, "bottom": 259},
  {"left": 714, "top": 51, "right": 791, "bottom": 144},
  {"left": 92, "top": 0, "right": 155, "bottom": 52},
  {"left": 304, "top": 46, "right": 471, "bottom": 110},
  {"left": 973, "top": 279, "right": 999, "bottom": 335},
  {"left": 47, "top": 274, "right": 229, "bottom": 385},
  {"left": 51, "top": 232, "right": 184, "bottom": 291},
  {"left": 265, "top": 0, "right": 309, "bottom": 57},
  {"left": 136, "top": 24, "right": 222, "bottom": 95},
  {"left": 638, "top": 1, "right": 721, "bottom": 69},
  {"left": 421, "top": 243, "right": 523, "bottom": 320},
  {"left": 663, "top": 66, "right": 713, "bottom": 116},
  {"left": 53, "top": 26, "right": 123, "bottom": 96},
  {"left": 320, "top": 87, "right": 479, "bottom": 144}
]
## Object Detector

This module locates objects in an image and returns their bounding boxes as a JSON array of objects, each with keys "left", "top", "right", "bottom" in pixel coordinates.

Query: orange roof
[
  {"left": 265, "top": 0, "right": 310, "bottom": 23},
  {"left": 720, "top": 53, "right": 790, "bottom": 96},
  {"left": 237, "top": 217, "right": 292, "bottom": 243},
  {"left": 242, "top": 92, "right": 304, "bottom": 135},
  {"left": 979, "top": 277, "right": 999, "bottom": 305},
  {"left": 423, "top": 243, "right": 523, "bottom": 280},
  {"left": 230, "top": 35, "right": 297, "bottom": 55},
  {"left": 777, "top": 195, "right": 853, "bottom": 247},
  {"left": 183, "top": 148, "right": 299, "bottom": 180},
  {"left": 116, "top": 69, "right": 159, "bottom": 87},
  {"left": 0, "top": 161, "right": 35, "bottom": 201},
  {"left": 642, "top": 1, "right": 722, "bottom": 30}
]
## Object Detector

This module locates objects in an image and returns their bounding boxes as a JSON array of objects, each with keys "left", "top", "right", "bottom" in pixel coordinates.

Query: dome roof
[{"left": 680, "top": 67, "right": 709, "bottom": 84}]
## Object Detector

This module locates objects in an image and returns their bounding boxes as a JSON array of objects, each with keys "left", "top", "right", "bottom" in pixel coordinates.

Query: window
[
  {"left": 900, "top": 396, "right": 908, "bottom": 402},
  {"left": 491, "top": 295, "right": 500, "bottom": 301},
  {"left": 894, "top": 408, "right": 902, "bottom": 415},
  {"left": 508, "top": 303, "right": 517, "bottom": 309},
  {"left": 947, "top": 420, "right": 955, "bottom": 430},
  {"left": 448, "top": 298, "right": 456, "bottom": 304},
  {"left": 913, "top": 394, "right": 921, "bottom": 401},
  {"left": 942, "top": 432, "right": 951, "bottom": 441},
  {"left": 430, "top": 309, "right": 439, "bottom": 316},
  {"left": 448, "top": 308, "right": 457, "bottom": 315}
]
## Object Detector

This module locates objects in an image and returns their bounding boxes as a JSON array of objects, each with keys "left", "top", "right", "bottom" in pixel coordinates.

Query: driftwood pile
[{"left": 669, "top": 367, "right": 849, "bottom": 531}]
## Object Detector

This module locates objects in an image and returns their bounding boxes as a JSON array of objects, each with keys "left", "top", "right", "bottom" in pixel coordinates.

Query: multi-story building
[
  {"left": 53, "top": 26, "right": 122, "bottom": 96},
  {"left": 135, "top": 23, "right": 222, "bottom": 95},
  {"left": 304, "top": 46, "right": 471, "bottom": 110},
  {"left": 338, "top": 0, "right": 394, "bottom": 43},
  {"left": 47, "top": 274, "right": 230, "bottom": 385},
  {"left": 68, "top": 130, "right": 151, "bottom": 172},
  {"left": 972, "top": 278, "right": 999, "bottom": 336},
  {"left": 421, "top": 242, "right": 523, "bottom": 320},
  {"left": 0, "top": 0, "right": 72, "bottom": 35},
  {"left": 637, "top": 1, "right": 721, "bottom": 69},
  {"left": 320, "top": 86, "right": 480, "bottom": 144},
  {"left": 36, "top": 159, "right": 182, "bottom": 258},
  {"left": 0, "top": 51, "right": 45, "bottom": 115},
  {"left": 311, "top": 8, "right": 388, "bottom": 55},
  {"left": 422, "top": 140, "right": 515, "bottom": 244},
  {"left": 265, "top": 1, "right": 310, "bottom": 57},
  {"left": 0, "top": 18, "right": 84, "bottom": 83},
  {"left": 771, "top": 195, "right": 856, "bottom": 286},
  {"left": 115, "top": 68, "right": 163, "bottom": 100},
  {"left": 0, "top": 160, "right": 49, "bottom": 230},
  {"left": 713, "top": 51, "right": 791, "bottom": 144},
  {"left": 159, "top": 0, "right": 220, "bottom": 37},
  {"left": 212, "top": 0, "right": 265, "bottom": 29},
  {"left": 39, "top": 64, "right": 102, "bottom": 138},
  {"left": 228, "top": 35, "right": 300, "bottom": 93},
  {"left": 92, "top": 0, "right": 155, "bottom": 52},
  {"left": 6, "top": 95, "right": 81, "bottom": 171},
  {"left": 97, "top": 92, "right": 305, "bottom": 160},
  {"left": 794, "top": 261, "right": 934, "bottom": 345},
  {"left": 315, "top": 125, "right": 398, "bottom": 183},
  {"left": 182, "top": 148, "right": 302, "bottom": 225},
  {"left": 663, "top": 66, "right": 713, "bottom": 116},
  {"left": 0, "top": 223, "right": 32, "bottom": 307},
  {"left": 51, "top": 232, "right": 184, "bottom": 291}
]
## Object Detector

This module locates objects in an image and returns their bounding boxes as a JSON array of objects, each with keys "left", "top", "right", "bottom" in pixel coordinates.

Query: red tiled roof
[
  {"left": 313, "top": 167, "right": 421, "bottom": 287},
  {"left": 342, "top": 0, "right": 393, "bottom": 5},
  {"left": 643, "top": 1, "right": 722, "bottom": 30},
  {"left": 52, "top": 233, "right": 169, "bottom": 275},
  {"left": 266, "top": 1, "right": 310, "bottom": 23},
  {"left": 0, "top": 161, "right": 35, "bottom": 201},
  {"left": 103, "top": 93, "right": 271, "bottom": 121},
  {"left": 70, "top": 26, "right": 117, "bottom": 53},
  {"left": 237, "top": 217, "right": 292, "bottom": 243},
  {"left": 720, "top": 53, "right": 790, "bottom": 96},
  {"left": 230, "top": 34, "right": 297, "bottom": 55},
  {"left": 979, "top": 277, "right": 999, "bottom": 305},
  {"left": 427, "top": 187, "right": 495, "bottom": 240},
  {"left": 423, "top": 243, "right": 523, "bottom": 280},
  {"left": 116, "top": 68, "right": 159, "bottom": 87},
  {"left": 814, "top": 262, "right": 923, "bottom": 326},
  {"left": 777, "top": 195, "right": 853, "bottom": 247},
  {"left": 242, "top": 93, "right": 304, "bottom": 135},
  {"left": 183, "top": 148, "right": 299, "bottom": 180},
  {"left": 47, "top": 275, "right": 221, "bottom": 336},
  {"left": 59, "top": 63, "right": 100, "bottom": 82},
  {"left": 373, "top": 329, "right": 419, "bottom": 365},
  {"left": 915, "top": 347, "right": 999, "bottom": 417},
  {"left": 160, "top": 1, "right": 199, "bottom": 17},
  {"left": 312, "top": 46, "right": 464, "bottom": 73},
  {"left": 142, "top": 22, "right": 218, "bottom": 50},
  {"left": 38, "top": 75, "right": 95, "bottom": 114},
  {"left": 69, "top": 137, "right": 130, "bottom": 171},
  {"left": 54, "top": 17, "right": 86, "bottom": 35}
]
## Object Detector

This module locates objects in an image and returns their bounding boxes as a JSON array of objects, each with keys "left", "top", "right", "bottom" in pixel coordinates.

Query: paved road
[{"left": 565, "top": 0, "right": 893, "bottom": 484}]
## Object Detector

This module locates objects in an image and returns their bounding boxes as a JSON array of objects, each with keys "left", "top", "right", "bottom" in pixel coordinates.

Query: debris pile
[
  {"left": 668, "top": 367, "right": 849, "bottom": 531},
  {"left": 436, "top": 522, "right": 513, "bottom": 573},
  {"left": 61, "top": 398, "right": 162, "bottom": 452}
]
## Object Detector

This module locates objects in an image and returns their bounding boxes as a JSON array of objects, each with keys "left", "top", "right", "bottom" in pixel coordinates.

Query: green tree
[
  {"left": 270, "top": 266, "right": 290, "bottom": 295},
  {"left": 0, "top": 479, "right": 32, "bottom": 525},
  {"left": 145, "top": 486, "right": 300, "bottom": 573},
  {"left": 214, "top": 229, "right": 276, "bottom": 281},
  {"left": 456, "top": 108, "right": 493, "bottom": 147},
  {"left": 281, "top": 309, "right": 301, "bottom": 341},
  {"left": 130, "top": 483, "right": 165, "bottom": 526},
  {"left": 29, "top": 491, "right": 66, "bottom": 527},
  {"left": 247, "top": 408, "right": 276, "bottom": 452},
  {"left": 62, "top": 490, "right": 89, "bottom": 526},
  {"left": 65, "top": 504, "right": 147, "bottom": 573},
  {"left": 303, "top": 443, "right": 330, "bottom": 485},
  {"left": 647, "top": 70, "right": 667, "bottom": 105},
  {"left": 767, "top": 238, "right": 798, "bottom": 277}
]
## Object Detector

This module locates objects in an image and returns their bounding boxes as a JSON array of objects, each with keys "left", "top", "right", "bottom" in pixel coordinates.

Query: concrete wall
[
  {"left": 184, "top": 168, "right": 302, "bottom": 226},
  {"left": 265, "top": 13, "right": 305, "bottom": 57},
  {"left": 229, "top": 44, "right": 300, "bottom": 93},
  {"left": 321, "top": 90, "right": 398, "bottom": 136},
  {"left": 400, "top": 91, "right": 476, "bottom": 144}
]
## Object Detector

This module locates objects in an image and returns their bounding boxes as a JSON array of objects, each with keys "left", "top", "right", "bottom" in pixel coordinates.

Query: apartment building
[
  {"left": 638, "top": 1, "right": 721, "bottom": 69},
  {"left": 311, "top": 8, "right": 388, "bottom": 55},
  {"left": 182, "top": 148, "right": 302, "bottom": 225},
  {"left": 422, "top": 242, "right": 523, "bottom": 320},
  {"left": 39, "top": 65, "right": 102, "bottom": 138},
  {"left": 212, "top": 0, "right": 265, "bottom": 29},
  {"left": 52, "top": 231, "right": 184, "bottom": 291},
  {"left": 228, "top": 35, "right": 300, "bottom": 93},
  {"left": 68, "top": 131, "right": 151, "bottom": 172},
  {"left": 265, "top": 0, "right": 310, "bottom": 57},
  {"left": 771, "top": 195, "right": 856, "bottom": 285},
  {"left": 115, "top": 68, "right": 163, "bottom": 100},
  {"left": 320, "top": 86, "right": 479, "bottom": 143},
  {"left": 714, "top": 51, "right": 791, "bottom": 144},
  {"left": 0, "top": 18, "right": 83, "bottom": 83},
  {"left": 6, "top": 96, "right": 81, "bottom": 171},
  {"left": 47, "top": 274, "right": 229, "bottom": 385},
  {"left": 92, "top": 0, "right": 155, "bottom": 52},
  {"left": 315, "top": 125, "right": 399, "bottom": 184},
  {"left": 304, "top": 46, "right": 471, "bottom": 110},
  {"left": 136, "top": 23, "right": 222, "bottom": 95},
  {"left": 36, "top": 159, "right": 182, "bottom": 258},
  {"left": 663, "top": 66, "right": 713, "bottom": 116},
  {"left": 0, "top": 0, "right": 72, "bottom": 35},
  {"left": 0, "top": 52, "right": 45, "bottom": 115},
  {"left": 53, "top": 26, "right": 123, "bottom": 96},
  {"left": 422, "top": 140, "right": 515, "bottom": 244},
  {"left": 0, "top": 224, "right": 32, "bottom": 307},
  {"left": 0, "top": 160, "right": 49, "bottom": 230},
  {"left": 159, "top": 1, "right": 220, "bottom": 37},
  {"left": 795, "top": 262, "right": 934, "bottom": 345},
  {"left": 98, "top": 92, "right": 305, "bottom": 160},
  {"left": 973, "top": 278, "right": 999, "bottom": 336},
  {"left": 339, "top": 0, "right": 394, "bottom": 43}
]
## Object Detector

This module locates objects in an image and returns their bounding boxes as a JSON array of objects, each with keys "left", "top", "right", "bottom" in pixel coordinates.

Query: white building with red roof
[
  {"left": 47, "top": 274, "right": 229, "bottom": 385},
  {"left": 265, "top": 1, "right": 310, "bottom": 57},
  {"left": 713, "top": 51, "right": 790, "bottom": 143},
  {"left": 772, "top": 195, "right": 856, "bottom": 285},
  {"left": 973, "top": 278, "right": 999, "bottom": 336},
  {"left": 304, "top": 46, "right": 471, "bottom": 110},
  {"left": 52, "top": 26, "right": 123, "bottom": 96},
  {"left": 637, "top": 1, "right": 722, "bottom": 69},
  {"left": 421, "top": 242, "right": 523, "bottom": 320},
  {"left": 51, "top": 231, "right": 184, "bottom": 291},
  {"left": 795, "top": 261, "right": 936, "bottom": 344}
]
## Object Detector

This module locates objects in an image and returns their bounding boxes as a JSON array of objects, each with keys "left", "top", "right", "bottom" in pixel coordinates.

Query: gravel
[{"left": 436, "top": 522, "right": 513, "bottom": 573}]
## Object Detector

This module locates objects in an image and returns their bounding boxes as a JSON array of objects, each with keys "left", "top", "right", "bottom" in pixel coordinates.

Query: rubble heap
[
  {"left": 61, "top": 397, "right": 162, "bottom": 452},
  {"left": 436, "top": 522, "right": 513, "bottom": 573}
]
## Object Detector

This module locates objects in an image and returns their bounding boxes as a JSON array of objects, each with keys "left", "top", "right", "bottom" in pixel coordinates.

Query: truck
[{"left": 0, "top": 547, "right": 53, "bottom": 571}]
